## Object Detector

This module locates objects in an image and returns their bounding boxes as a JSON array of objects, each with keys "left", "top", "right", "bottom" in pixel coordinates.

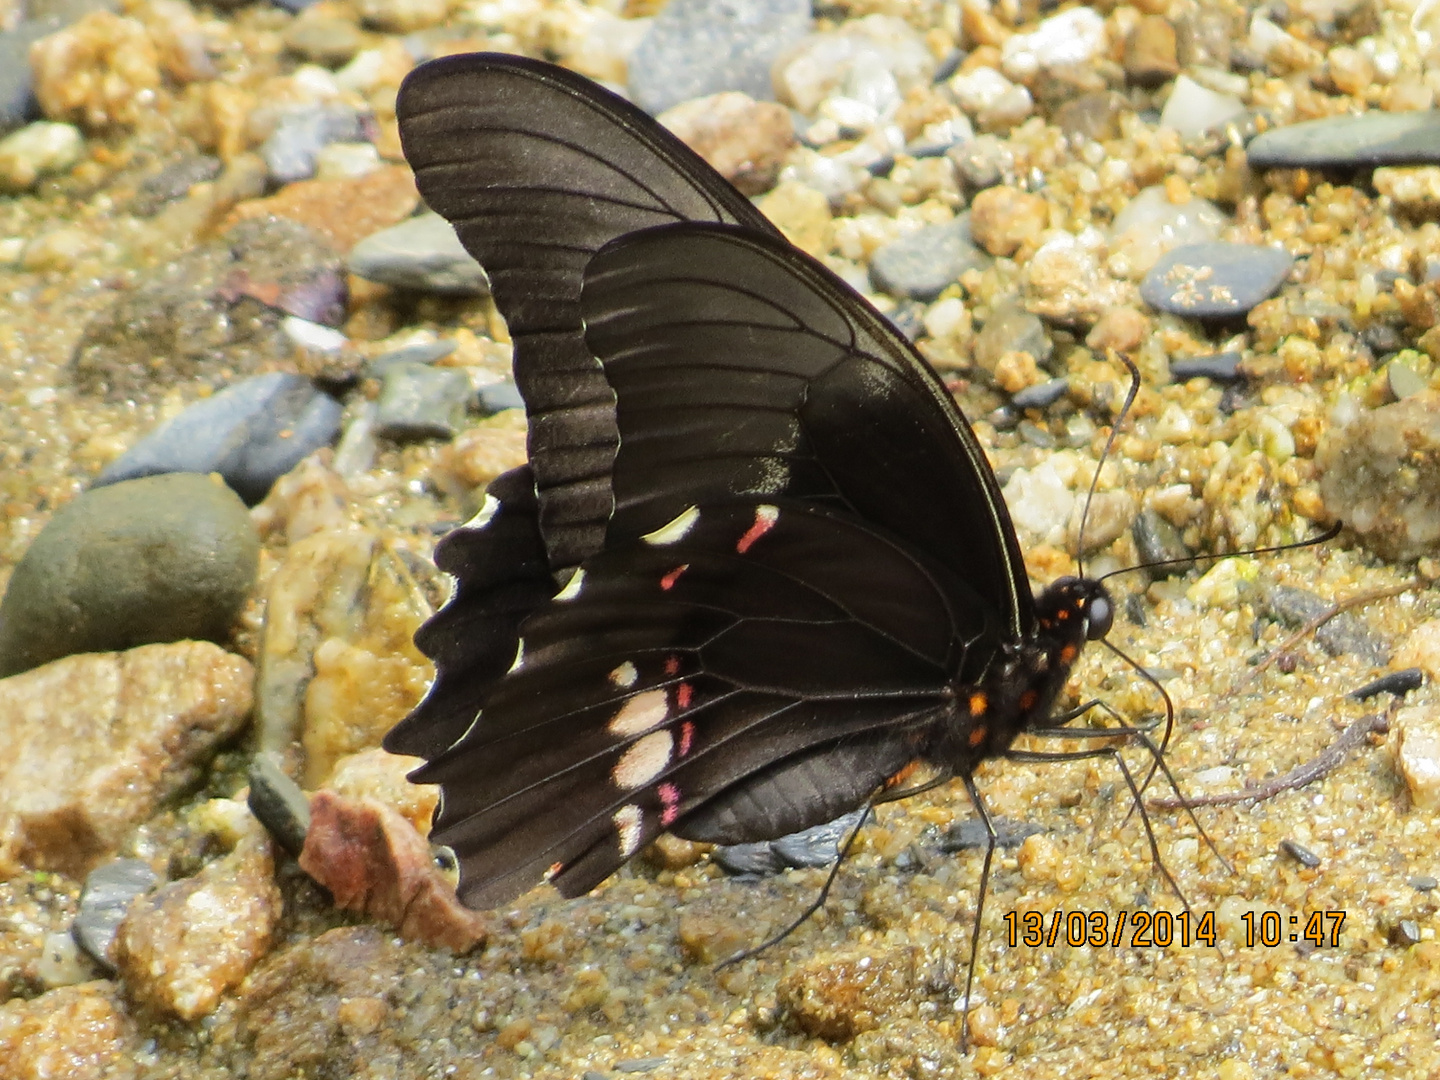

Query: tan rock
[
  {"left": 254, "top": 529, "right": 431, "bottom": 785},
  {"left": 29, "top": 11, "right": 161, "bottom": 131},
  {"left": 968, "top": 185, "right": 1048, "bottom": 258},
  {"left": 777, "top": 947, "right": 917, "bottom": 1041},
  {"left": 1391, "top": 704, "right": 1440, "bottom": 811},
  {"left": 1024, "top": 232, "right": 1132, "bottom": 325},
  {"left": 0, "top": 981, "right": 137, "bottom": 1080},
  {"left": 114, "top": 827, "right": 280, "bottom": 1020},
  {"left": 1375, "top": 167, "right": 1440, "bottom": 213},
  {"left": 0, "top": 642, "right": 253, "bottom": 876},
  {"left": 327, "top": 747, "right": 436, "bottom": 833},
  {"left": 1393, "top": 620, "right": 1440, "bottom": 682},
  {"left": 1124, "top": 15, "right": 1179, "bottom": 87},
  {"left": 224, "top": 165, "right": 419, "bottom": 254},
  {"left": 755, "top": 180, "right": 833, "bottom": 258},
  {"left": 433, "top": 411, "right": 530, "bottom": 498},
  {"left": 659, "top": 92, "right": 795, "bottom": 196},
  {"left": 1086, "top": 305, "right": 1149, "bottom": 354}
]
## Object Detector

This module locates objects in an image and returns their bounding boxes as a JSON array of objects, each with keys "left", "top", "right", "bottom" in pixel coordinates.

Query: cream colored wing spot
[
  {"left": 642, "top": 505, "right": 700, "bottom": 546},
  {"left": 612, "top": 729, "right": 674, "bottom": 789},
  {"left": 607, "top": 688, "right": 667, "bottom": 736},
  {"left": 613, "top": 804, "right": 644, "bottom": 857}
]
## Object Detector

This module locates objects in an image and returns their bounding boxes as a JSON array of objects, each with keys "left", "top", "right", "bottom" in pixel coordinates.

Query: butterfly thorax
[{"left": 941, "top": 575, "right": 1113, "bottom": 772}]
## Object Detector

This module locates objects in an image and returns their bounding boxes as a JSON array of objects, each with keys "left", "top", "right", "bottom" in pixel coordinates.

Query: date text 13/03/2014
[{"left": 1002, "top": 909, "right": 1348, "bottom": 949}]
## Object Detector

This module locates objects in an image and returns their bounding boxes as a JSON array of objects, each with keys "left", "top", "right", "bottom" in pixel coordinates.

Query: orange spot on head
[
  {"left": 968, "top": 725, "right": 988, "bottom": 748},
  {"left": 1057, "top": 608, "right": 1069, "bottom": 621},
  {"left": 1059, "top": 643, "right": 1077, "bottom": 665},
  {"left": 1019, "top": 690, "right": 1038, "bottom": 712},
  {"left": 969, "top": 692, "right": 988, "bottom": 717}
]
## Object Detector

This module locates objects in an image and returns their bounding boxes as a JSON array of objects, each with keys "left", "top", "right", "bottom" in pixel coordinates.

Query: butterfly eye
[{"left": 1085, "top": 595, "right": 1113, "bottom": 641}]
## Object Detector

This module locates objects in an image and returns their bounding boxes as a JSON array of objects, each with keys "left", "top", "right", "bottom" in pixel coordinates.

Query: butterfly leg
[
  {"left": 958, "top": 773, "right": 998, "bottom": 1053},
  {"left": 714, "top": 804, "right": 874, "bottom": 971}
]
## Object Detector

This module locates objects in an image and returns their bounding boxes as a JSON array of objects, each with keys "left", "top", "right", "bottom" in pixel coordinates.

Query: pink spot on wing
[
  {"left": 665, "top": 655, "right": 681, "bottom": 676},
  {"left": 660, "top": 563, "right": 689, "bottom": 591},
  {"left": 659, "top": 782, "right": 680, "bottom": 826},
  {"left": 737, "top": 504, "right": 779, "bottom": 553},
  {"left": 676, "top": 682, "right": 693, "bottom": 710},
  {"left": 678, "top": 720, "right": 695, "bottom": 756}
]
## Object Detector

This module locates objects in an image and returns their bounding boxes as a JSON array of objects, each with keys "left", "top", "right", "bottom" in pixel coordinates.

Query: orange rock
[{"left": 224, "top": 166, "right": 419, "bottom": 254}]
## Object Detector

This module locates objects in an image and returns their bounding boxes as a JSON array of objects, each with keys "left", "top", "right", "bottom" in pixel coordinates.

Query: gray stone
[
  {"left": 710, "top": 840, "right": 785, "bottom": 876},
  {"left": 131, "top": 154, "right": 223, "bottom": 217},
  {"left": 73, "top": 859, "right": 160, "bottom": 974},
  {"left": 367, "top": 338, "right": 456, "bottom": 376},
  {"left": 261, "top": 103, "right": 368, "bottom": 184},
  {"left": 348, "top": 212, "right": 489, "bottom": 296},
  {"left": 940, "top": 817, "right": 1045, "bottom": 852},
  {"left": 869, "top": 217, "right": 989, "bottom": 302},
  {"left": 247, "top": 755, "right": 310, "bottom": 858},
  {"left": 374, "top": 362, "right": 471, "bottom": 441},
  {"left": 1263, "top": 584, "right": 1391, "bottom": 666},
  {"left": 627, "top": 0, "right": 812, "bottom": 116},
  {"left": 0, "top": 474, "right": 260, "bottom": 677},
  {"left": 1140, "top": 242, "right": 1293, "bottom": 319},
  {"left": 712, "top": 810, "right": 865, "bottom": 875},
  {"left": 477, "top": 378, "right": 525, "bottom": 415},
  {"left": 1011, "top": 378, "right": 1069, "bottom": 410},
  {"left": 973, "top": 300, "right": 1052, "bottom": 374},
  {"left": 94, "top": 373, "right": 342, "bottom": 504},
  {"left": 1131, "top": 508, "right": 1194, "bottom": 579},
  {"left": 1247, "top": 110, "right": 1440, "bottom": 169},
  {"left": 1170, "top": 351, "right": 1244, "bottom": 383}
]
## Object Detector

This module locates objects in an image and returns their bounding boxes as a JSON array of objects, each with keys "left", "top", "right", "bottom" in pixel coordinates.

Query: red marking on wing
[
  {"left": 736, "top": 506, "right": 778, "bottom": 554},
  {"left": 660, "top": 563, "right": 689, "bottom": 591},
  {"left": 659, "top": 782, "right": 680, "bottom": 826},
  {"left": 676, "top": 682, "right": 693, "bottom": 710},
  {"left": 678, "top": 720, "right": 695, "bottom": 757},
  {"left": 665, "top": 655, "right": 681, "bottom": 676}
]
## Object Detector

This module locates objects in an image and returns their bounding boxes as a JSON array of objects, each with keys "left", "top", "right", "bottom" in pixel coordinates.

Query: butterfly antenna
[
  {"left": 1075, "top": 351, "right": 1142, "bottom": 579},
  {"left": 1099, "top": 521, "right": 1343, "bottom": 588},
  {"left": 714, "top": 804, "right": 873, "bottom": 971}
]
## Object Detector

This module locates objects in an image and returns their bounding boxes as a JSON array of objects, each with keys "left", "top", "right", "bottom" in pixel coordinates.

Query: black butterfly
[{"left": 384, "top": 54, "right": 1125, "bottom": 937}]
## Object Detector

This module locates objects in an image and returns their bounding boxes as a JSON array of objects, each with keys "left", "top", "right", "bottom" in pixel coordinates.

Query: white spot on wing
[
  {"left": 609, "top": 661, "right": 638, "bottom": 688},
  {"left": 507, "top": 638, "right": 525, "bottom": 673},
  {"left": 554, "top": 567, "right": 585, "bottom": 601},
  {"left": 614, "top": 804, "right": 644, "bottom": 857},
  {"left": 612, "top": 729, "right": 673, "bottom": 789},
  {"left": 464, "top": 494, "right": 501, "bottom": 531},
  {"left": 642, "top": 505, "right": 700, "bottom": 546},
  {"left": 607, "top": 688, "right": 667, "bottom": 736}
]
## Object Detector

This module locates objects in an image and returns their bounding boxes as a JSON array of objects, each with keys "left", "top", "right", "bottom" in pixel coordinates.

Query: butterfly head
[{"left": 1036, "top": 575, "right": 1114, "bottom": 644}]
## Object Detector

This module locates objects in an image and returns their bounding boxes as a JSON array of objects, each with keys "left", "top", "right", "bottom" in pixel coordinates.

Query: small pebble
[
  {"left": 1262, "top": 584, "right": 1391, "bottom": 666},
  {"left": 1132, "top": 508, "right": 1195, "bottom": 579},
  {"left": 869, "top": 217, "right": 988, "bottom": 301},
  {"left": 477, "top": 378, "right": 525, "bottom": 415},
  {"left": 1410, "top": 876, "right": 1438, "bottom": 892},
  {"left": 713, "top": 810, "right": 864, "bottom": 875},
  {"left": 349, "top": 212, "right": 490, "bottom": 295},
  {"left": 73, "top": 859, "right": 160, "bottom": 973},
  {"left": 0, "top": 474, "right": 259, "bottom": 677},
  {"left": 1393, "top": 704, "right": 1440, "bottom": 810},
  {"left": 1349, "top": 668, "right": 1424, "bottom": 701},
  {"left": 1124, "top": 16, "right": 1179, "bottom": 87},
  {"left": 260, "top": 102, "right": 368, "bottom": 184},
  {"left": 658, "top": 92, "right": 794, "bottom": 195},
  {"left": 941, "top": 817, "right": 1045, "bottom": 851},
  {"left": 1158, "top": 75, "right": 1245, "bottom": 138},
  {"left": 369, "top": 338, "right": 458, "bottom": 375},
  {"left": 94, "top": 372, "right": 344, "bottom": 505},
  {"left": 1278, "top": 839, "right": 1321, "bottom": 868},
  {"left": 627, "top": 0, "right": 811, "bottom": 116},
  {"left": 1247, "top": 110, "right": 1440, "bottom": 169},
  {"left": 1170, "top": 352, "right": 1244, "bottom": 383},
  {"left": 247, "top": 754, "right": 311, "bottom": 858},
  {"left": 0, "top": 119, "right": 83, "bottom": 192},
  {"left": 131, "top": 153, "right": 222, "bottom": 216},
  {"left": 1140, "top": 242, "right": 1293, "bottom": 319},
  {"left": 973, "top": 301, "right": 1051, "bottom": 376},
  {"left": 1388, "top": 919, "right": 1422, "bottom": 947},
  {"left": 374, "top": 362, "right": 472, "bottom": 441},
  {"left": 1011, "top": 378, "right": 1068, "bottom": 410}
]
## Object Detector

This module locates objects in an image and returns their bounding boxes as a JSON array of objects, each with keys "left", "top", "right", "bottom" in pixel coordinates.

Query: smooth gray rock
[
  {"left": 477, "top": 378, "right": 525, "bottom": 415},
  {"left": 94, "top": 372, "right": 343, "bottom": 504},
  {"left": 1170, "top": 351, "right": 1244, "bottom": 382},
  {"left": 73, "top": 859, "right": 159, "bottom": 974},
  {"left": 1011, "top": 378, "right": 1069, "bottom": 410},
  {"left": 0, "top": 474, "right": 259, "bottom": 677},
  {"left": 1140, "top": 242, "right": 1293, "bottom": 318},
  {"left": 973, "top": 300, "right": 1051, "bottom": 374},
  {"left": 374, "top": 361, "right": 471, "bottom": 440},
  {"left": 713, "top": 810, "right": 865, "bottom": 876},
  {"left": 247, "top": 754, "right": 310, "bottom": 858},
  {"left": 348, "top": 212, "right": 490, "bottom": 295},
  {"left": 869, "top": 217, "right": 989, "bottom": 301},
  {"left": 627, "top": 0, "right": 811, "bottom": 116},
  {"left": 1131, "top": 507, "right": 1194, "bottom": 580},
  {"left": 1247, "top": 110, "right": 1440, "bottom": 169},
  {"left": 367, "top": 338, "right": 457, "bottom": 376}
]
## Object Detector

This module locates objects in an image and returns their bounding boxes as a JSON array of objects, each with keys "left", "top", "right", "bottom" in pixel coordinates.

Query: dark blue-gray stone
[
  {"left": 477, "top": 378, "right": 525, "bottom": 415},
  {"left": 73, "top": 859, "right": 159, "bottom": 974},
  {"left": 94, "top": 372, "right": 343, "bottom": 505},
  {"left": 1349, "top": 668, "right": 1424, "bottom": 701},
  {"left": 869, "top": 217, "right": 989, "bottom": 302},
  {"left": 1140, "top": 242, "right": 1293, "bottom": 318},
  {"left": 710, "top": 840, "right": 785, "bottom": 876},
  {"left": 1170, "top": 351, "right": 1244, "bottom": 383},
  {"left": 771, "top": 809, "right": 865, "bottom": 868},
  {"left": 1263, "top": 584, "right": 1391, "bottom": 666},
  {"left": 940, "top": 817, "right": 1045, "bottom": 852},
  {"left": 1011, "top": 378, "right": 1069, "bottom": 410},
  {"left": 627, "top": 0, "right": 811, "bottom": 116},
  {"left": 973, "top": 300, "right": 1051, "bottom": 374},
  {"left": 1247, "top": 110, "right": 1440, "bottom": 169},
  {"left": 348, "top": 212, "right": 490, "bottom": 296},
  {"left": 1131, "top": 507, "right": 1194, "bottom": 580},
  {"left": 375, "top": 362, "right": 472, "bottom": 440},
  {"left": 260, "top": 103, "right": 367, "bottom": 184},
  {"left": 0, "top": 473, "right": 259, "bottom": 677},
  {"left": 247, "top": 754, "right": 310, "bottom": 858}
]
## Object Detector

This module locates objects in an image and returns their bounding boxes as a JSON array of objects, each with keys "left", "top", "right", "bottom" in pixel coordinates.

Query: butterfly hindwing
[
  {"left": 581, "top": 222, "right": 1035, "bottom": 638},
  {"left": 416, "top": 499, "right": 988, "bottom": 907},
  {"left": 396, "top": 54, "right": 781, "bottom": 575}
]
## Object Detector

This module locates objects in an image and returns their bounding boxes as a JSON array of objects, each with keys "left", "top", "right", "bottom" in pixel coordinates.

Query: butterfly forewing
[
  {"left": 580, "top": 223, "right": 1035, "bottom": 636},
  {"left": 416, "top": 499, "right": 986, "bottom": 907},
  {"left": 397, "top": 54, "right": 780, "bottom": 574}
]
